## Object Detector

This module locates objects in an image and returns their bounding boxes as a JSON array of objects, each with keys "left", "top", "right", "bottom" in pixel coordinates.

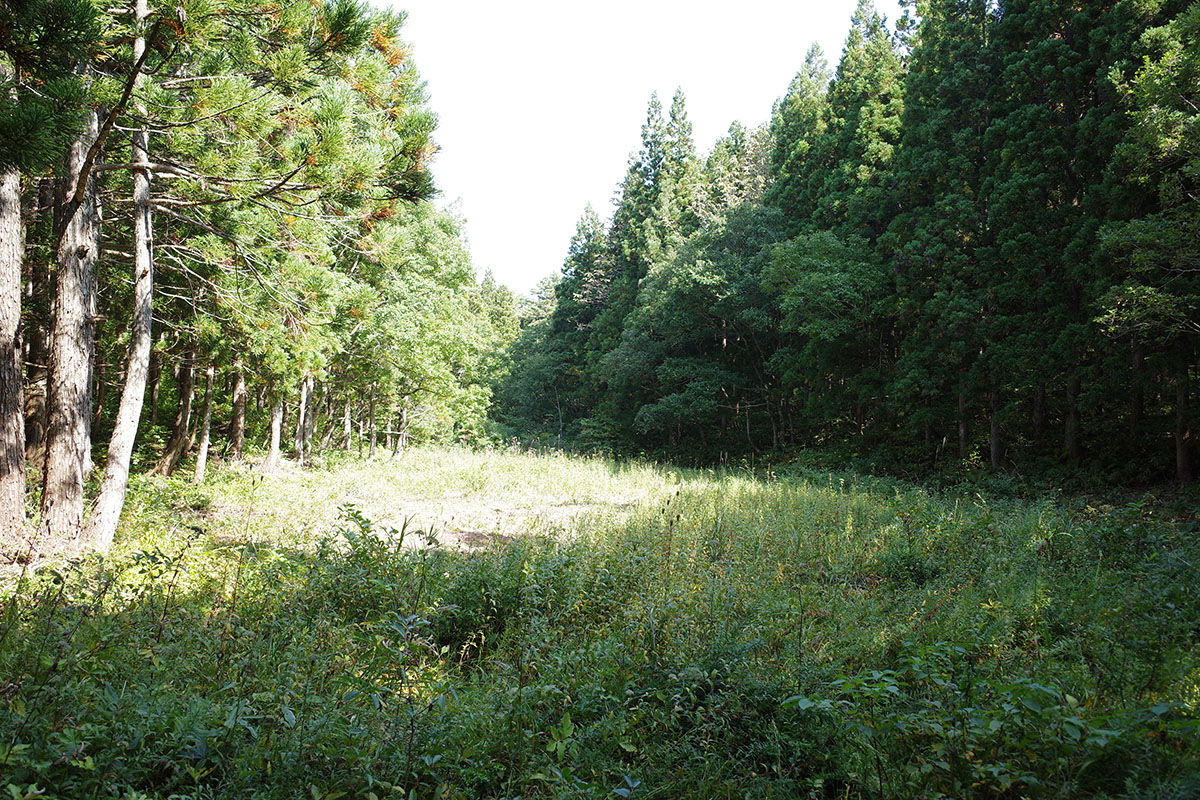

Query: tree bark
[
  {"left": 988, "top": 386, "right": 1002, "bottom": 470},
  {"left": 83, "top": 109, "right": 154, "bottom": 549},
  {"left": 41, "top": 110, "right": 101, "bottom": 545},
  {"left": 302, "top": 377, "right": 315, "bottom": 460},
  {"left": 228, "top": 365, "right": 246, "bottom": 460},
  {"left": 368, "top": 385, "right": 377, "bottom": 458},
  {"left": 153, "top": 350, "right": 194, "bottom": 475},
  {"left": 0, "top": 166, "right": 27, "bottom": 547},
  {"left": 957, "top": 390, "right": 968, "bottom": 461},
  {"left": 148, "top": 340, "right": 161, "bottom": 428},
  {"left": 192, "top": 364, "right": 215, "bottom": 483},
  {"left": 262, "top": 390, "right": 283, "bottom": 474},
  {"left": 92, "top": 358, "right": 106, "bottom": 427},
  {"left": 1064, "top": 374, "right": 1082, "bottom": 464},
  {"left": 293, "top": 374, "right": 310, "bottom": 465},
  {"left": 341, "top": 398, "right": 351, "bottom": 450},
  {"left": 1177, "top": 358, "right": 1193, "bottom": 484},
  {"left": 23, "top": 179, "right": 53, "bottom": 463},
  {"left": 1032, "top": 383, "right": 1046, "bottom": 443},
  {"left": 1130, "top": 341, "right": 1144, "bottom": 453}
]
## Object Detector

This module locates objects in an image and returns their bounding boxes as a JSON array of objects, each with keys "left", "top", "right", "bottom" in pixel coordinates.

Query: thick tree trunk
[
  {"left": 193, "top": 365, "right": 215, "bottom": 483},
  {"left": 262, "top": 391, "right": 283, "bottom": 474},
  {"left": 302, "top": 378, "right": 316, "bottom": 460},
  {"left": 83, "top": 116, "right": 154, "bottom": 549},
  {"left": 293, "top": 374, "right": 310, "bottom": 465},
  {"left": 23, "top": 179, "right": 53, "bottom": 463},
  {"left": 0, "top": 166, "right": 27, "bottom": 546},
  {"left": 154, "top": 350, "right": 194, "bottom": 476},
  {"left": 228, "top": 365, "right": 246, "bottom": 460},
  {"left": 1177, "top": 358, "right": 1193, "bottom": 484},
  {"left": 41, "top": 111, "right": 101, "bottom": 545}
]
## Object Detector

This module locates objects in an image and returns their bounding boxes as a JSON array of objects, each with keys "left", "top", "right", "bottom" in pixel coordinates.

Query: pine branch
[{"left": 70, "top": 19, "right": 164, "bottom": 206}]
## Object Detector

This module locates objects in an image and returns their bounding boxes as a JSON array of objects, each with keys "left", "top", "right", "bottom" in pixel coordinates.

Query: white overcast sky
[{"left": 389, "top": 1, "right": 903, "bottom": 295}]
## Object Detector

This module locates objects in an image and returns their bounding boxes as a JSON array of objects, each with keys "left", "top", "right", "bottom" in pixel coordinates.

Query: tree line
[
  {"left": 495, "top": 0, "right": 1200, "bottom": 484},
  {"left": 0, "top": 0, "right": 517, "bottom": 556}
]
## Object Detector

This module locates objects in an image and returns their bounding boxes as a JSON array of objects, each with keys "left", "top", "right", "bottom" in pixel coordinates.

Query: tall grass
[{"left": 2, "top": 447, "right": 1197, "bottom": 798}]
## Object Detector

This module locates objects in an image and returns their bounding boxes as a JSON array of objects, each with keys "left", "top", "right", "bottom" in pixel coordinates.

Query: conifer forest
[{"left": 1, "top": 0, "right": 1198, "bottom": 798}]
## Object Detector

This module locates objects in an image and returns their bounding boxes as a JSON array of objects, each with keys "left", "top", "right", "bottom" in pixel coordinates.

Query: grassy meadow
[{"left": 1, "top": 447, "right": 1198, "bottom": 798}]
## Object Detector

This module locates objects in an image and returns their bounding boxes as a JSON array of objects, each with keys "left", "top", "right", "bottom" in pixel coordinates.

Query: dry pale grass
[{"left": 185, "top": 445, "right": 690, "bottom": 550}]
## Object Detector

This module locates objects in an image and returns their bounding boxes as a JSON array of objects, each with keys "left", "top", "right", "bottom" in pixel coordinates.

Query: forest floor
[{"left": 2, "top": 447, "right": 1198, "bottom": 799}]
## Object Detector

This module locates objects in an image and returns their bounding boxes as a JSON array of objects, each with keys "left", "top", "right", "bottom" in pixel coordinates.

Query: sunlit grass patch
[{"left": 2, "top": 448, "right": 1197, "bottom": 798}]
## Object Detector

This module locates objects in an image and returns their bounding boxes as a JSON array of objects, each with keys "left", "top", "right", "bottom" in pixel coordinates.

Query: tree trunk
[
  {"left": 988, "top": 386, "right": 1002, "bottom": 470},
  {"left": 154, "top": 350, "right": 194, "bottom": 476},
  {"left": 41, "top": 111, "right": 101, "bottom": 545},
  {"left": 318, "top": 389, "right": 335, "bottom": 449},
  {"left": 262, "top": 390, "right": 283, "bottom": 474},
  {"left": 341, "top": 399, "right": 352, "bottom": 450},
  {"left": 23, "top": 179, "right": 53, "bottom": 463},
  {"left": 228, "top": 365, "right": 246, "bottom": 460},
  {"left": 1032, "top": 383, "right": 1046, "bottom": 443},
  {"left": 302, "top": 378, "right": 315, "bottom": 460},
  {"left": 92, "top": 358, "right": 106, "bottom": 426},
  {"left": 1130, "top": 341, "right": 1144, "bottom": 453},
  {"left": 294, "top": 374, "right": 309, "bottom": 465},
  {"left": 1064, "top": 374, "right": 1082, "bottom": 464},
  {"left": 368, "top": 386, "right": 377, "bottom": 459},
  {"left": 193, "top": 364, "right": 215, "bottom": 483},
  {"left": 148, "top": 340, "right": 161, "bottom": 428},
  {"left": 0, "top": 166, "right": 27, "bottom": 547},
  {"left": 957, "top": 390, "right": 968, "bottom": 461},
  {"left": 1177, "top": 358, "right": 1193, "bottom": 484},
  {"left": 83, "top": 101, "right": 154, "bottom": 549}
]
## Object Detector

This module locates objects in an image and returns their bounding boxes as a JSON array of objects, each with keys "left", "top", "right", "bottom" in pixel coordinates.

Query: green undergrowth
[{"left": 2, "top": 447, "right": 1197, "bottom": 798}]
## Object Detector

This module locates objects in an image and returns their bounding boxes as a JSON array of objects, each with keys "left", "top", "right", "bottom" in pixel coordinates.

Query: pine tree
[
  {"left": 986, "top": 0, "right": 1149, "bottom": 466},
  {"left": 809, "top": 0, "right": 905, "bottom": 239},
  {"left": 765, "top": 44, "right": 831, "bottom": 233},
  {"left": 0, "top": 0, "right": 98, "bottom": 550},
  {"left": 883, "top": 0, "right": 999, "bottom": 465},
  {"left": 1099, "top": 0, "right": 1200, "bottom": 481}
]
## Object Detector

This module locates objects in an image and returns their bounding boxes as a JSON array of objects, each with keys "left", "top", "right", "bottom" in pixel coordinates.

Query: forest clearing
[
  {"left": 4, "top": 0, "right": 1200, "bottom": 796},
  {"left": 2, "top": 447, "right": 1198, "bottom": 798}
]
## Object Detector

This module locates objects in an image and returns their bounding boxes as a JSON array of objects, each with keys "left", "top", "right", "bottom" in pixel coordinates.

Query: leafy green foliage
[
  {"left": 0, "top": 0, "right": 99, "bottom": 170},
  {"left": 500, "top": 0, "right": 1198, "bottom": 483},
  {"left": 2, "top": 450, "right": 1197, "bottom": 798}
]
